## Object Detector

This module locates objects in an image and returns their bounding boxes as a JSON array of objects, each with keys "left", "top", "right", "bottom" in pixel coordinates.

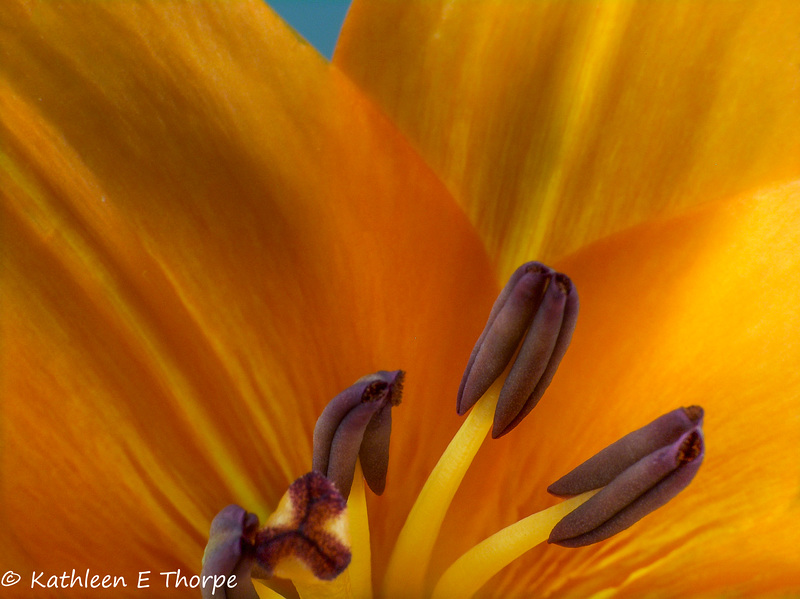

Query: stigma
[
  {"left": 254, "top": 472, "right": 351, "bottom": 580},
  {"left": 202, "top": 473, "right": 352, "bottom": 598}
]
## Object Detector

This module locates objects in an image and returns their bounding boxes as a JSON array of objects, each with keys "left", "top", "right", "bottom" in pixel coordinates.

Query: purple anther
[
  {"left": 548, "top": 410, "right": 705, "bottom": 548},
  {"left": 494, "top": 273, "right": 579, "bottom": 437},
  {"left": 313, "top": 370, "right": 404, "bottom": 497},
  {"left": 458, "top": 262, "right": 551, "bottom": 416},
  {"left": 548, "top": 406, "right": 704, "bottom": 497},
  {"left": 201, "top": 505, "right": 260, "bottom": 599},
  {"left": 457, "top": 262, "right": 579, "bottom": 437}
]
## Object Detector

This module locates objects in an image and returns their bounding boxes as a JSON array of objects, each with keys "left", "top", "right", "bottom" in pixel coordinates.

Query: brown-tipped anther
[
  {"left": 547, "top": 406, "right": 704, "bottom": 497},
  {"left": 201, "top": 505, "right": 260, "bottom": 599},
  {"left": 457, "top": 262, "right": 553, "bottom": 415},
  {"left": 358, "top": 402, "right": 393, "bottom": 495},
  {"left": 548, "top": 412, "right": 705, "bottom": 548},
  {"left": 492, "top": 272, "right": 579, "bottom": 438},
  {"left": 254, "top": 472, "right": 351, "bottom": 581},
  {"left": 313, "top": 370, "right": 404, "bottom": 497},
  {"left": 683, "top": 405, "right": 704, "bottom": 423}
]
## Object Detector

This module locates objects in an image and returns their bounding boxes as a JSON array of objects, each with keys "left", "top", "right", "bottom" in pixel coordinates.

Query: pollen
[
  {"left": 677, "top": 430, "right": 703, "bottom": 463},
  {"left": 554, "top": 272, "right": 572, "bottom": 294},
  {"left": 360, "top": 381, "right": 388, "bottom": 403}
]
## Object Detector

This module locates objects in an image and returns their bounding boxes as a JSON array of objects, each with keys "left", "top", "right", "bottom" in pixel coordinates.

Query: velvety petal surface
[
  {"left": 436, "top": 181, "right": 800, "bottom": 596},
  {"left": 0, "top": 1, "right": 497, "bottom": 593},
  {"left": 336, "top": 2, "right": 800, "bottom": 277}
]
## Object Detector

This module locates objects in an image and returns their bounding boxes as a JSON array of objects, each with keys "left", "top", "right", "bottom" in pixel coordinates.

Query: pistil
[
  {"left": 252, "top": 472, "right": 350, "bottom": 581},
  {"left": 201, "top": 474, "right": 354, "bottom": 599}
]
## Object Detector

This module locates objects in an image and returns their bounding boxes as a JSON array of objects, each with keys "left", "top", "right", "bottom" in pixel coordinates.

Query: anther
[
  {"left": 548, "top": 406, "right": 704, "bottom": 497},
  {"left": 457, "top": 262, "right": 579, "bottom": 437},
  {"left": 201, "top": 505, "right": 260, "bottom": 599},
  {"left": 494, "top": 272, "right": 578, "bottom": 437},
  {"left": 313, "top": 370, "right": 404, "bottom": 497},
  {"left": 547, "top": 408, "right": 705, "bottom": 548},
  {"left": 253, "top": 471, "right": 351, "bottom": 581}
]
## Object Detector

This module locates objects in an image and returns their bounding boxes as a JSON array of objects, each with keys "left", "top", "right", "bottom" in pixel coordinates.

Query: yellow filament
[
  {"left": 431, "top": 490, "right": 599, "bottom": 599},
  {"left": 347, "top": 460, "right": 373, "bottom": 599},
  {"left": 381, "top": 383, "right": 500, "bottom": 598}
]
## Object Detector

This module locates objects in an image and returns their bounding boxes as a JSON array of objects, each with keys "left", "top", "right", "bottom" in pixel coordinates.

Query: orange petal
[
  {"left": 0, "top": 0, "right": 497, "bottom": 585},
  {"left": 437, "top": 181, "right": 800, "bottom": 596},
  {"left": 336, "top": 2, "right": 800, "bottom": 277}
]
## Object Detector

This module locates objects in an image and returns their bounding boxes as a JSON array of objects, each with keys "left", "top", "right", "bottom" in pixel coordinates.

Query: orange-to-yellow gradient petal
[
  {"left": 434, "top": 181, "right": 800, "bottom": 596},
  {"left": 0, "top": 0, "right": 497, "bottom": 592},
  {"left": 4, "top": 2, "right": 800, "bottom": 598},
  {"left": 336, "top": 2, "right": 800, "bottom": 276}
]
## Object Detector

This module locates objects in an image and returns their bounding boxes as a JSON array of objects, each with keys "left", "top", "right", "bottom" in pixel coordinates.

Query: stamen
[
  {"left": 384, "top": 263, "right": 577, "bottom": 597},
  {"left": 202, "top": 244, "right": 711, "bottom": 599},
  {"left": 548, "top": 414, "right": 705, "bottom": 547},
  {"left": 457, "top": 261, "right": 579, "bottom": 437},
  {"left": 458, "top": 263, "right": 551, "bottom": 415},
  {"left": 431, "top": 407, "right": 705, "bottom": 598},
  {"left": 313, "top": 370, "right": 404, "bottom": 497},
  {"left": 202, "top": 505, "right": 260, "bottom": 599},
  {"left": 548, "top": 406, "right": 704, "bottom": 497},
  {"left": 358, "top": 392, "right": 395, "bottom": 496},
  {"left": 346, "top": 461, "right": 373, "bottom": 599},
  {"left": 494, "top": 272, "right": 578, "bottom": 437},
  {"left": 431, "top": 491, "right": 599, "bottom": 599},
  {"left": 382, "top": 381, "right": 500, "bottom": 598},
  {"left": 253, "top": 472, "right": 351, "bottom": 582}
]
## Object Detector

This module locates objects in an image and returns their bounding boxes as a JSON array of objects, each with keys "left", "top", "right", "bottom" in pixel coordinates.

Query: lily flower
[{"left": 2, "top": 1, "right": 799, "bottom": 598}]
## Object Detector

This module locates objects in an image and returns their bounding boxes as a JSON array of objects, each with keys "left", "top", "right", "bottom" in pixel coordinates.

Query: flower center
[{"left": 203, "top": 263, "right": 704, "bottom": 599}]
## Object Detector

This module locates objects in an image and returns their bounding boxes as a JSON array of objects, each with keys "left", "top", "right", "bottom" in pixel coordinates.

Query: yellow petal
[
  {"left": 436, "top": 181, "right": 800, "bottom": 596},
  {"left": 336, "top": 2, "right": 800, "bottom": 277},
  {"left": 0, "top": 0, "right": 497, "bottom": 583}
]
